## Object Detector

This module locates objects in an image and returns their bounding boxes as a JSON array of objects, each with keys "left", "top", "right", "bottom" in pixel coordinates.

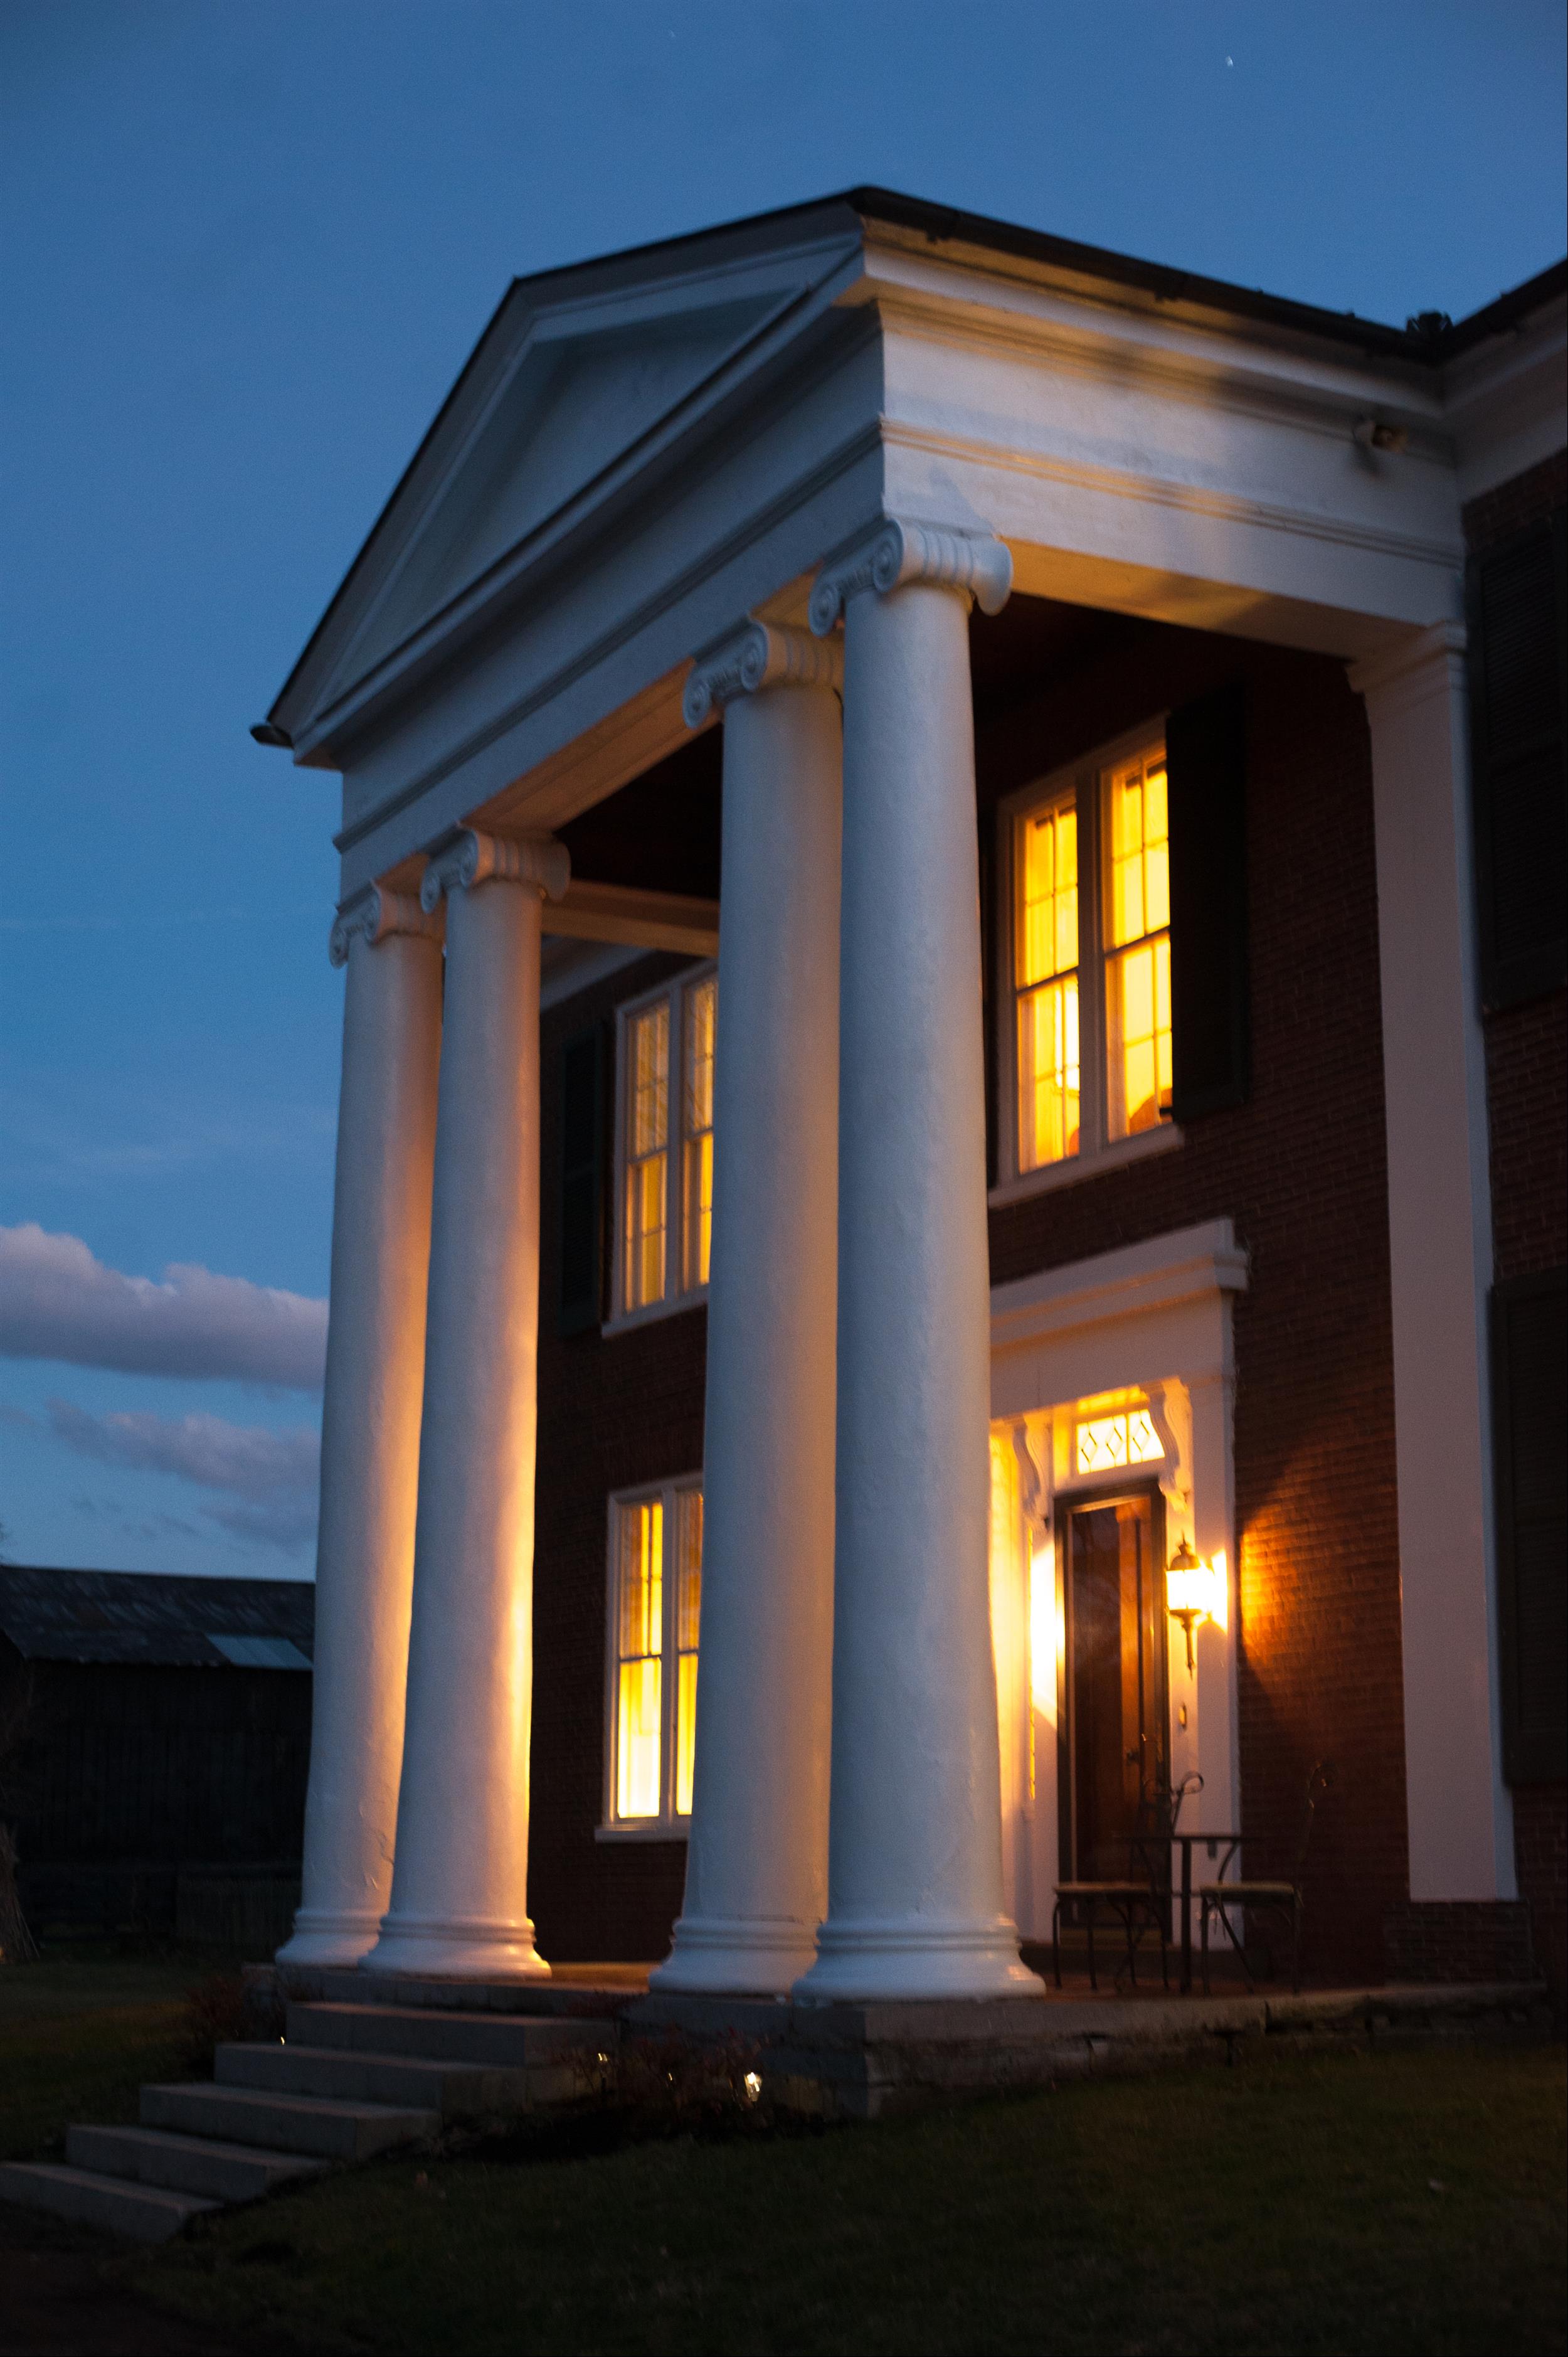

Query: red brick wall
[
  {"left": 1466, "top": 443, "right": 1567, "bottom": 2009},
  {"left": 530, "top": 950, "right": 704, "bottom": 1962},
  {"left": 981, "top": 630, "right": 1405, "bottom": 1983}
]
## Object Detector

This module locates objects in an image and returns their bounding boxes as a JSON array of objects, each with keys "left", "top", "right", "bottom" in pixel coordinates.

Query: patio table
[{"left": 1165, "top": 1831, "right": 1242, "bottom": 1993}]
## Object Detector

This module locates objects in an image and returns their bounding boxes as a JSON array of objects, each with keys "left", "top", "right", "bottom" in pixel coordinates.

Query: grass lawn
[
  {"left": 0, "top": 1943, "right": 230, "bottom": 2166},
  {"left": 3, "top": 1956, "right": 1563, "bottom": 2356},
  {"left": 130, "top": 2040, "right": 1564, "bottom": 2357}
]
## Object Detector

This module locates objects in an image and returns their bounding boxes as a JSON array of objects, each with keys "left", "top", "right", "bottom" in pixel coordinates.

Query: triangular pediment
[
  {"left": 353, "top": 294, "right": 783, "bottom": 678},
  {"left": 276, "top": 206, "right": 867, "bottom": 746}
]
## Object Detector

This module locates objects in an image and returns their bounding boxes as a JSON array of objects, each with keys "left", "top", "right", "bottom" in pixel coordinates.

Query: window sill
[
  {"left": 989, "top": 1120, "right": 1184, "bottom": 1207},
  {"left": 601, "top": 1290, "right": 707, "bottom": 1341},
  {"left": 595, "top": 1821, "right": 691, "bottom": 1844}
]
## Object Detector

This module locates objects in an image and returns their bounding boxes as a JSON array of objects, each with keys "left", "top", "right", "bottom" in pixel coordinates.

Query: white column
[
  {"left": 278, "top": 889, "right": 443, "bottom": 1966},
  {"left": 364, "top": 829, "right": 569, "bottom": 1978},
  {"left": 650, "top": 622, "right": 843, "bottom": 1995},
  {"left": 1352, "top": 624, "right": 1514, "bottom": 1902},
  {"left": 795, "top": 518, "right": 1041, "bottom": 2001}
]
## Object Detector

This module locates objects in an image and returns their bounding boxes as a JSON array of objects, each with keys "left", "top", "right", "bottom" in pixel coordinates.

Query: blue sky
[{"left": 1, "top": 0, "right": 1564, "bottom": 1578}]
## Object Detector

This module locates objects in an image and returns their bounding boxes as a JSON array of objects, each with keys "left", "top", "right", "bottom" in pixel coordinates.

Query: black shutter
[
  {"left": 558, "top": 1026, "right": 605, "bottom": 1336},
  {"left": 1167, "top": 680, "right": 1249, "bottom": 1120},
  {"left": 1468, "top": 508, "right": 1568, "bottom": 1009},
  {"left": 1492, "top": 1269, "right": 1568, "bottom": 1784}
]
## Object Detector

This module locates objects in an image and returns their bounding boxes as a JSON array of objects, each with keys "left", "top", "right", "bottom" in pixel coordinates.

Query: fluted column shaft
[
  {"left": 365, "top": 829, "right": 568, "bottom": 1979},
  {"left": 279, "top": 890, "right": 443, "bottom": 1966},
  {"left": 651, "top": 622, "right": 843, "bottom": 1994},
  {"left": 796, "top": 519, "right": 1040, "bottom": 2001}
]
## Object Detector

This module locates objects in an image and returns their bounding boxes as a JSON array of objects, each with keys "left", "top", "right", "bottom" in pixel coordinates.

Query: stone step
[
  {"left": 0, "top": 2159, "right": 218, "bottom": 2243},
  {"left": 66, "top": 2122, "right": 326, "bottom": 2205},
  {"left": 142, "top": 2080, "right": 435, "bottom": 2161},
  {"left": 216, "top": 2040, "right": 542, "bottom": 2116},
  {"left": 287, "top": 2000, "right": 613, "bottom": 2068}
]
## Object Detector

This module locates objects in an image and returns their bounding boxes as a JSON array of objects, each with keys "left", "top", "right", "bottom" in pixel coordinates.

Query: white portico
[{"left": 263, "top": 193, "right": 1564, "bottom": 1996}]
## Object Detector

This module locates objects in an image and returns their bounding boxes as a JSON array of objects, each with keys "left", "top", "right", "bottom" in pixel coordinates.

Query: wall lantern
[{"left": 1165, "top": 1538, "right": 1224, "bottom": 1673}]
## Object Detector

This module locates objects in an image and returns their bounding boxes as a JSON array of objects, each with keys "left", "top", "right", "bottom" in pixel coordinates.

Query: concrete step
[
  {"left": 142, "top": 2080, "right": 435, "bottom": 2161},
  {"left": 66, "top": 2122, "right": 326, "bottom": 2205},
  {"left": 0, "top": 2159, "right": 217, "bottom": 2243},
  {"left": 287, "top": 1999, "right": 613, "bottom": 2069},
  {"left": 216, "top": 2040, "right": 539, "bottom": 2117}
]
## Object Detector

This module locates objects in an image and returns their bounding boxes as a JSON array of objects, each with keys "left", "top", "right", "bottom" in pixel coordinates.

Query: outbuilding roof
[{"left": 0, "top": 1567, "right": 314, "bottom": 1670}]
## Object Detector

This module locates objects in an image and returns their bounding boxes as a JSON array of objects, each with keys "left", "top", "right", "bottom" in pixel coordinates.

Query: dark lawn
[
  {"left": 2, "top": 1955, "right": 1562, "bottom": 2357},
  {"left": 139, "top": 2041, "right": 1565, "bottom": 2357}
]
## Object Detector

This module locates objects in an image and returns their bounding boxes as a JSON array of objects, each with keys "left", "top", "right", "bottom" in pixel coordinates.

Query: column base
[
  {"left": 361, "top": 1911, "right": 551, "bottom": 1981},
  {"left": 792, "top": 1913, "right": 1044, "bottom": 2003},
  {"left": 275, "top": 1907, "right": 384, "bottom": 1968},
  {"left": 649, "top": 1913, "right": 820, "bottom": 1997}
]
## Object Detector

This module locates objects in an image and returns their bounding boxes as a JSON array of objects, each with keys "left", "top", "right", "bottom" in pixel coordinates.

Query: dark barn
[{"left": 0, "top": 1567, "right": 314, "bottom": 1952}]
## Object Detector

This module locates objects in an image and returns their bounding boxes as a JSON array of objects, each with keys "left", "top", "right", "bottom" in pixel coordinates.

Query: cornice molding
[
  {"left": 1348, "top": 619, "right": 1467, "bottom": 705},
  {"left": 419, "top": 829, "right": 571, "bottom": 913},
  {"left": 328, "top": 886, "right": 443, "bottom": 969},
  {"left": 808, "top": 515, "right": 1013, "bottom": 634},
  {"left": 682, "top": 620, "right": 842, "bottom": 726}
]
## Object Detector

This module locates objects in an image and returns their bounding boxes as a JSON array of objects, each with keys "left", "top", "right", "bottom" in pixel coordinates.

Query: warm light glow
[
  {"left": 612, "top": 1482, "right": 702, "bottom": 1826},
  {"left": 674, "top": 1489, "right": 702, "bottom": 1816},
  {"left": 682, "top": 976, "right": 717, "bottom": 1292},
  {"left": 1165, "top": 1540, "right": 1227, "bottom": 1673},
  {"left": 1075, "top": 1405, "right": 1163, "bottom": 1475},
  {"left": 1028, "top": 1540, "right": 1056, "bottom": 1734},
  {"left": 615, "top": 1497, "right": 663, "bottom": 1817},
  {"left": 1106, "top": 749, "right": 1172, "bottom": 1140},
  {"left": 1016, "top": 799, "right": 1080, "bottom": 1169},
  {"left": 624, "top": 1003, "right": 669, "bottom": 1311}
]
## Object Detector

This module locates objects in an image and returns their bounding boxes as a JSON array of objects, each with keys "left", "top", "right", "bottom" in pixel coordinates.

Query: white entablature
[{"left": 258, "top": 191, "right": 1565, "bottom": 909}]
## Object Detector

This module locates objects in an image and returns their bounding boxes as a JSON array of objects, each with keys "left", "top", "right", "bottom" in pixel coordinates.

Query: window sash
[
  {"left": 998, "top": 730, "right": 1172, "bottom": 1188},
  {"left": 615, "top": 966, "right": 716, "bottom": 1320},
  {"left": 1104, "top": 750, "right": 1172, "bottom": 1142},
  {"left": 607, "top": 1479, "right": 704, "bottom": 1828}
]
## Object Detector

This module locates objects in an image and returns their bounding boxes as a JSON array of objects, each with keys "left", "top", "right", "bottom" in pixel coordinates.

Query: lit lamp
[{"left": 1165, "top": 1538, "right": 1216, "bottom": 1673}]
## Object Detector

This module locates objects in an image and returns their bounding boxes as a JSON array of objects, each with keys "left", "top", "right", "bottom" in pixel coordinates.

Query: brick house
[{"left": 251, "top": 193, "right": 1565, "bottom": 1999}]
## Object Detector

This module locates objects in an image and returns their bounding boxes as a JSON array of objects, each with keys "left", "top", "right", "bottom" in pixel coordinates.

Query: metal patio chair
[
  {"left": 1197, "top": 1762, "right": 1330, "bottom": 1994},
  {"left": 1053, "top": 1772, "right": 1203, "bottom": 1991}
]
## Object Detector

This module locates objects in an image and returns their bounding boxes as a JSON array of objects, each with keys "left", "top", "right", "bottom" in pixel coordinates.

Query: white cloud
[
  {"left": 42, "top": 1399, "right": 320, "bottom": 1556},
  {"left": 0, "top": 1225, "right": 327, "bottom": 1391}
]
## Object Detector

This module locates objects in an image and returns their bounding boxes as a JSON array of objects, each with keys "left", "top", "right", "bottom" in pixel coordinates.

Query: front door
[{"left": 1061, "top": 1489, "right": 1168, "bottom": 1880}]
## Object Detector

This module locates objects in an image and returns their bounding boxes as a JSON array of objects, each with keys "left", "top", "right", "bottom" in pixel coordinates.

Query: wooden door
[{"left": 1062, "top": 1491, "right": 1167, "bottom": 1879}]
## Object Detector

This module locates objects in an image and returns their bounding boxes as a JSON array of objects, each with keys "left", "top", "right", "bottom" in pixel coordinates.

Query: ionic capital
[
  {"left": 682, "top": 622, "right": 843, "bottom": 728},
  {"left": 418, "top": 829, "right": 570, "bottom": 915},
  {"left": 808, "top": 518, "right": 1013, "bottom": 637},
  {"left": 329, "top": 886, "right": 443, "bottom": 969}
]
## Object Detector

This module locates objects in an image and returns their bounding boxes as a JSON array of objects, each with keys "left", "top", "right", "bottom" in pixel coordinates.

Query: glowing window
[
  {"left": 1105, "top": 750, "right": 1172, "bottom": 1141},
  {"left": 623, "top": 1003, "right": 669, "bottom": 1312},
  {"left": 607, "top": 1479, "right": 703, "bottom": 1829},
  {"left": 1074, "top": 1401, "right": 1163, "bottom": 1476},
  {"left": 1014, "top": 799, "right": 1080, "bottom": 1170},
  {"left": 616, "top": 966, "right": 716, "bottom": 1319},
  {"left": 682, "top": 977, "right": 717, "bottom": 1293}
]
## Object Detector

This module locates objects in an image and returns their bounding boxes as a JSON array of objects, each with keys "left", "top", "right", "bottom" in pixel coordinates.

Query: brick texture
[
  {"left": 980, "top": 629, "right": 1404, "bottom": 1984},
  {"left": 1382, "top": 1899, "right": 1536, "bottom": 1986},
  {"left": 1510, "top": 1785, "right": 1567, "bottom": 2016},
  {"left": 1466, "top": 442, "right": 1568, "bottom": 2010},
  {"left": 530, "top": 950, "right": 705, "bottom": 1962}
]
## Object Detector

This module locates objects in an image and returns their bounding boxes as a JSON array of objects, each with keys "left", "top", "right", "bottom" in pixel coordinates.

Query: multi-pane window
[
  {"left": 607, "top": 1479, "right": 703, "bottom": 1829},
  {"left": 1105, "top": 748, "right": 1172, "bottom": 1139},
  {"left": 615, "top": 967, "right": 716, "bottom": 1321},
  {"left": 1015, "top": 799, "right": 1080, "bottom": 1169},
  {"left": 682, "top": 977, "right": 716, "bottom": 1293},
  {"left": 1002, "top": 735, "right": 1174, "bottom": 1184}
]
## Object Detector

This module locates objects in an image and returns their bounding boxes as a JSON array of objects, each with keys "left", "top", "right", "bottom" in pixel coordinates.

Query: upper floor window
[
  {"left": 605, "top": 1476, "right": 702, "bottom": 1831},
  {"left": 615, "top": 967, "right": 716, "bottom": 1321},
  {"left": 1000, "top": 733, "right": 1175, "bottom": 1188}
]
